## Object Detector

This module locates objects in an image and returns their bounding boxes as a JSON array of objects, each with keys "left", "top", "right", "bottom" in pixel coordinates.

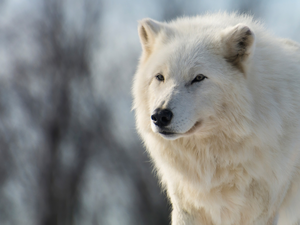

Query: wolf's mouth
[
  {"left": 158, "top": 130, "right": 178, "bottom": 140},
  {"left": 158, "top": 121, "right": 202, "bottom": 138},
  {"left": 159, "top": 131, "right": 175, "bottom": 135}
]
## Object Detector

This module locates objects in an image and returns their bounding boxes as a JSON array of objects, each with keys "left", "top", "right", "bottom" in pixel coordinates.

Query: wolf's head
[{"left": 133, "top": 15, "right": 255, "bottom": 140}]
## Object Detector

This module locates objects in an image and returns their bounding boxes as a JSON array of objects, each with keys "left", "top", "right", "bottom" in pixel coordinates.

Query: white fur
[{"left": 132, "top": 13, "right": 300, "bottom": 225}]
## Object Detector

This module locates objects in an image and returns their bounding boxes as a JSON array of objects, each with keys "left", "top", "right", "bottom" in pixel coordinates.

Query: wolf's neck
[{"left": 158, "top": 134, "right": 250, "bottom": 185}]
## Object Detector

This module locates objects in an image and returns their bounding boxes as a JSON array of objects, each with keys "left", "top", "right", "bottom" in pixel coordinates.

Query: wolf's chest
[{"left": 169, "top": 159, "right": 269, "bottom": 224}]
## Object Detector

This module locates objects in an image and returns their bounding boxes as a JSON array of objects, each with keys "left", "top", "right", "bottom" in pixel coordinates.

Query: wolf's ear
[
  {"left": 138, "top": 18, "right": 163, "bottom": 55},
  {"left": 222, "top": 24, "right": 255, "bottom": 73}
]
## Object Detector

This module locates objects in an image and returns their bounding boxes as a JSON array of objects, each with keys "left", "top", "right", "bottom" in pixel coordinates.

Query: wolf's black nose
[{"left": 151, "top": 108, "right": 173, "bottom": 127}]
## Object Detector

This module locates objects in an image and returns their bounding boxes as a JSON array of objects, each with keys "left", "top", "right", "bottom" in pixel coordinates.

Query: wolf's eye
[
  {"left": 191, "top": 74, "right": 207, "bottom": 84},
  {"left": 156, "top": 74, "right": 164, "bottom": 82}
]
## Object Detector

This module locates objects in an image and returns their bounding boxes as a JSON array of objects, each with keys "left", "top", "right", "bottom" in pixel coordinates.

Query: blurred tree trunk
[{"left": 36, "top": 1, "right": 101, "bottom": 225}]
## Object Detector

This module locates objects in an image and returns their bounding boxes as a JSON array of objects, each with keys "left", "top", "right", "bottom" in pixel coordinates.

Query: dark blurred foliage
[{"left": 0, "top": 0, "right": 170, "bottom": 224}]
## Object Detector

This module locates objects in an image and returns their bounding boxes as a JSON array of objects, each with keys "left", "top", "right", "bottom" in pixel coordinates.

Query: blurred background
[{"left": 0, "top": 0, "right": 299, "bottom": 224}]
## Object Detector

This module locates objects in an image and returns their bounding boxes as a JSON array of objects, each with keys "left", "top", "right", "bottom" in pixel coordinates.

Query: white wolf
[{"left": 132, "top": 13, "right": 300, "bottom": 225}]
